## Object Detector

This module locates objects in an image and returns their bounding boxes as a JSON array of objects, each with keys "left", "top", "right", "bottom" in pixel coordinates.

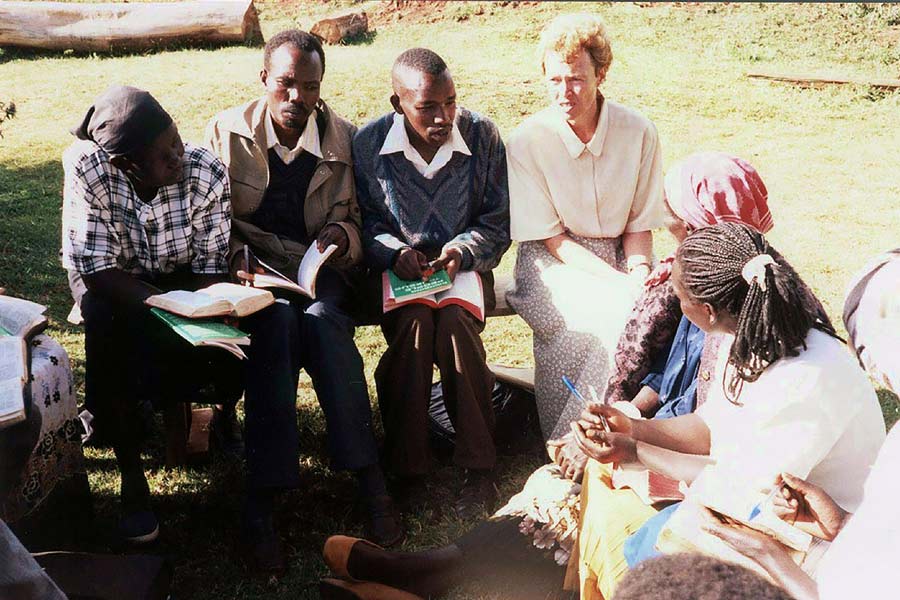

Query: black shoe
[
  {"left": 364, "top": 494, "right": 405, "bottom": 548},
  {"left": 241, "top": 514, "right": 286, "bottom": 576},
  {"left": 118, "top": 509, "right": 159, "bottom": 544},
  {"left": 210, "top": 405, "right": 244, "bottom": 458},
  {"left": 454, "top": 470, "right": 499, "bottom": 521},
  {"left": 393, "top": 476, "right": 429, "bottom": 513}
]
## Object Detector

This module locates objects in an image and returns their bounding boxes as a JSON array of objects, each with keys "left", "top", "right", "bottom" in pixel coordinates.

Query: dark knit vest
[{"left": 250, "top": 148, "right": 318, "bottom": 245}]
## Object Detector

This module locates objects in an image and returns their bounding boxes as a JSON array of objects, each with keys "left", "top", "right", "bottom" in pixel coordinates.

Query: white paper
[{"left": 297, "top": 244, "right": 337, "bottom": 299}]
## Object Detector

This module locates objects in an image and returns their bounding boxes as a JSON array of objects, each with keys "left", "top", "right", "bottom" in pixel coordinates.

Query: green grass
[{"left": 1, "top": 2, "right": 899, "bottom": 598}]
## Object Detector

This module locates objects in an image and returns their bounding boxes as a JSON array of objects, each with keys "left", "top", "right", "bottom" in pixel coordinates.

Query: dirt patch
[{"left": 369, "top": 1, "right": 539, "bottom": 27}]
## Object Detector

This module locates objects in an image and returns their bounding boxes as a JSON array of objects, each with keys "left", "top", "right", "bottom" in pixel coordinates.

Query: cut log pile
[
  {"left": 0, "top": 0, "right": 263, "bottom": 52},
  {"left": 746, "top": 71, "right": 900, "bottom": 90},
  {"left": 310, "top": 11, "right": 369, "bottom": 45}
]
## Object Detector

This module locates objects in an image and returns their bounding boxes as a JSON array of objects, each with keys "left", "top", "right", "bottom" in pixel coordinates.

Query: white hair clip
[{"left": 741, "top": 254, "right": 776, "bottom": 291}]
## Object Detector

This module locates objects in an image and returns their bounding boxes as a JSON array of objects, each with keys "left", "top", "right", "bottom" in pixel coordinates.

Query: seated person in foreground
[
  {"left": 353, "top": 48, "right": 511, "bottom": 518},
  {"left": 62, "top": 86, "right": 239, "bottom": 544},
  {"left": 205, "top": 30, "right": 401, "bottom": 548},
  {"left": 700, "top": 247, "right": 900, "bottom": 600},
  {"left": 62, "top": 88, "right": 299, "bottom": 570},
  {"left": 611, "top": 553, "right": 794, "bottom": 600},
  {"left": 317, "top": 224, "right": 886, "bottom": 600}
]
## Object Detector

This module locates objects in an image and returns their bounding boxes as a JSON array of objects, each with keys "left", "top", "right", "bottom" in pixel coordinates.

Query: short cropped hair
[
  {"left": 612, "top": 554, "right": 794, "bottom": 600},
  {"left": 264, "top": 29, "right": 325, "bottom": 75},
  {"left": 393, "top": 47, "right": 448, "bottom": 77},
  {"left": 538, "top": 13, "right": 613, "bottom": 75}
]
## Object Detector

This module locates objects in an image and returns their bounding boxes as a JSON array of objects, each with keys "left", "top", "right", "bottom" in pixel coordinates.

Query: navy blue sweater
[{"left": 353, "top": 108, "right": 511, "bottom": 272}]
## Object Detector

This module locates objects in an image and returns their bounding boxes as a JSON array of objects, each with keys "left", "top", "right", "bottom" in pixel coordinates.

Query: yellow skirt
[{"left": 564, "top": 460, "right": 659, "bottom": 600}]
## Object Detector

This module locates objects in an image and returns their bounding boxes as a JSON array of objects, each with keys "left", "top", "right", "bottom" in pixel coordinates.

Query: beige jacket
[{"left": 204, "top": 97, "right": 362, "bottom": 275}]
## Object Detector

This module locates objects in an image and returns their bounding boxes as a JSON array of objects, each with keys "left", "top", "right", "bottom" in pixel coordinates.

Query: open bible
[
  {"left": 382, "top": 270, "right": 485, "bottom": 321},
  {"left": 252, "top": 244, "right": 337, "bottom": 299},
  {"left": 0, "top": 296, "right": 48, "bottom": 428},
  {"left": 145, "top": 282, "right": 274, "bottom": 318}
]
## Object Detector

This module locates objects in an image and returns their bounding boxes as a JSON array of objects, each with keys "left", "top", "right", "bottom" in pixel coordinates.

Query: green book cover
[
  {"left": 150, "top": 308, "right": 248, "bottom": 345},
  {"left": 387, "top": 268, "right": 452, "bottom": 299}
]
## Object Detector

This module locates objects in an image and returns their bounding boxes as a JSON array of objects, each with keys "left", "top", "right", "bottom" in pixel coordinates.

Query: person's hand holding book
[
  {"left": 770, "top": 473, "right": 848, "bottom": 541},
  {"left": 428, "top": 246, "right": 463, "bottom": 282},
  {"left": 316, "top": 224, "right": 349, "bottom": 258},
  {"left": 393, "top": 247, "right": 429, "bottom": 280}
]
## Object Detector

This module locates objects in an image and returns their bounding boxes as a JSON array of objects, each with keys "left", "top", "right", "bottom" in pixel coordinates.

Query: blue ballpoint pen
[
  {"left": 562, "top": 375, "right": 610, "bottom": 432},
  {"left": 748, "top": 484, "right": 782, "bottom": 521}
]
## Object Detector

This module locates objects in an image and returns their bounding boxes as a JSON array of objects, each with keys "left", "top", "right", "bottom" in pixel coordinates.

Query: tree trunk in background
[
  {"left": 310, "top": 11, "right": 368, "bottom": 44},
  {"left": 0, "top": 0, "right": 263, "bottom": 52}
]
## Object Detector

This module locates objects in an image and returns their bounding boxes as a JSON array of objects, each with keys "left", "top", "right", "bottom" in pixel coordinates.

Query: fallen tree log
[
  {"left": 746, "top": 71, "right": 900, "bottom": 90},
  {"left": 0, "top": 0, "right": 263, "bottom": 52},
  {"left": 310, "top": 11, "right": 368, "bottom": 44}
]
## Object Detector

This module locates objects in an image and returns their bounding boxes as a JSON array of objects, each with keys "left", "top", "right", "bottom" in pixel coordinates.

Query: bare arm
[
  {"left": 622, "top": 230, "right": 653, "bottom": 277},
  {"left": 581, "top": 404, "right": 711, "bottom": 455},
  {"left": 630, "top": 412, "right": 711, "bottom": 455},
  {"left": 702, "top": 516, "right": 819, "bottom": 600},
  {"left": 631, "top": 385, "right": 661, "bottom": 417},
  {"left": 635, "top": 441, "right": 713, "bottom": 483}
]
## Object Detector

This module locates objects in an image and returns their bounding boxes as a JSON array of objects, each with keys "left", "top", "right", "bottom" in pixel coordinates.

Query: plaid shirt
[{"left": 61, "top": 140, "right": 231, "bottom": 277}]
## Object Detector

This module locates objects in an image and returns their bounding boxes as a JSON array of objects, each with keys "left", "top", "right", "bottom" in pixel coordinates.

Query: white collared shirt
[
  {"left": 379, "top": 112, "right": 471, "bottom": 179},
  {"left": 506, "top": 98, "right": 666, "bottom": 242},
  {"left": 265, "top": 109, "right": 323, "bottom": 165}
]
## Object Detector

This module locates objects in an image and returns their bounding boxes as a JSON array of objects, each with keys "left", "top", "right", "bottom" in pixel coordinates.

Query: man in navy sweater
[{"left": 353, "top": 48, "right": 511, "bottom": 518}]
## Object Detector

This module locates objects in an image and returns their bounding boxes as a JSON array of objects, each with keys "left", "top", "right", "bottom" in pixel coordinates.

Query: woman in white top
[
  {"left": 571, "top": 223, "right": 885, "bottom": 600},
  {"left": 698, "top": 249, "right": 900, "bottom": 600},
  {"left": 316, "top": 225, "right": 884, "bottom": 600},
  {"left": 505, "top": 13, "right": 668, "bottom": 441}
]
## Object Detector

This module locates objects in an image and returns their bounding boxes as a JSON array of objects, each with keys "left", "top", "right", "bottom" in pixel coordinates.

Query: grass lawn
[{"left": 1, "top": 2, "right": 898, "bottom": 598}]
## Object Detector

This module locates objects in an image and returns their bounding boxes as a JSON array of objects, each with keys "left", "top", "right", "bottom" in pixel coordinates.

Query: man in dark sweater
[
  {"left": 206, "top": 30, "right": 402, "bottom": 559},
  {"left": 354, "top": 48, "right": 511, "bottom": 518}
]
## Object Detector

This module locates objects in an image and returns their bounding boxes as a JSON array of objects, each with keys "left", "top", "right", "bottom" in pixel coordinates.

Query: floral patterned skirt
[
  {"left": 507, "top": 235, "right": 637, "bottom": 441},
  {"left": 1, "top": 335, "right": 86, "bottom": 522}
]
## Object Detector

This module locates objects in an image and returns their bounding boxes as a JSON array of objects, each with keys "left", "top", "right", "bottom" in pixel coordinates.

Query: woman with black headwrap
[{"left": 61, "top": 85, "right": 242, "bottom": 544}]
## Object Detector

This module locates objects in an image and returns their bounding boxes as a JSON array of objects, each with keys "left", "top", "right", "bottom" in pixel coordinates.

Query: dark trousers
[
  {"left": 375, "top": 280, "right": 497, "bottom": 476},
  {"left": 82, "top": 286, "right": 243, "bottom": 499},
  {"left": 243, "top": 267, "right": 379, "bottom": 485}
]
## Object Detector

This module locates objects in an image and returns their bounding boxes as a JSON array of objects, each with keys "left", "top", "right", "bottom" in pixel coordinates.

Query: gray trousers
[{"left": 0, "top": 519, "right": 66, "bottom": 600}]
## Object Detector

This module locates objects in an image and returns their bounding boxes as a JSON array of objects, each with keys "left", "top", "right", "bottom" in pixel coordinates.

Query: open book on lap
[
  {"left": 0, "top": 295, "right": 48, "bottom": 339},
  {"left": 0, "top": 296, "right": 46, "bottom": 429},
  {"left": 382, "top": 270, "right": 485, "bottom": 321},
  {"left": 145, "top": 282, "right": 274, "bottom": 318},
  {"left": 0, "top": 335, "right": 28, "bottom": 428},
  {"left": 657, "top": 480, "right": 813, "bottom": 578},
  {"left": 253, "top": 244, "right": 337, "bottom": 300},
  {"left": 150, "top": 308, "right": 250, "bottom": 360}
]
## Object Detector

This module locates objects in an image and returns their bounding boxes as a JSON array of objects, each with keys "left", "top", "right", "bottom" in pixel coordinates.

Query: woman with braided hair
[
  {"left": 316, "top": 223, "right": 884, "bottom": 600},
  {"left": 568, "top": 222, "right": 885, "bottom": 599}
]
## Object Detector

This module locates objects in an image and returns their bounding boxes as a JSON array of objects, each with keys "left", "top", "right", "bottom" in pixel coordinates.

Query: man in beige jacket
[{"left": 206, "top": 30, "right": 402, "bottom": 569}]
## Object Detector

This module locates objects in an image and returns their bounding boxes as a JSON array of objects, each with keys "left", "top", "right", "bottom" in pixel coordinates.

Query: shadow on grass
[{"left": 0, "top": 39, "right": 263, "bottom": 65}]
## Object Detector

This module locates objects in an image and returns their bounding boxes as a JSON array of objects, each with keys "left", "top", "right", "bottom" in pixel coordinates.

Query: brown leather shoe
[
  {"left": 365, "top": 494, "right": 405, "bottom": 548},
  {"left": 319, "top": 578, "right": 423, "bottom": 600},
  {"left": 323, "top": 536, "right": 374, "bottom": 580}
]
